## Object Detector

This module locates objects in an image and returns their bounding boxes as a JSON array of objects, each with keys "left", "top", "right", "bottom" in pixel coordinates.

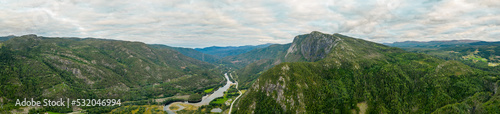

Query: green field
[
  {"left": 463, "top": 54, "right": 488, "bottom": 62},
  {"left": 211, "top": 96, "right": 229, "bottom": 104},
  {"left": 204, "top": 88, "right": 214, "bottom": 93},
  {"left": 47, "top": 112, "right": 63, "bottom": 114},
  {"left": 210, "top": 85, "right": 240, "bottom": 105}
]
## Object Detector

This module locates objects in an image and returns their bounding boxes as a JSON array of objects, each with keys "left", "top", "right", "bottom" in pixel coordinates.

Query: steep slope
[
  {"left": 195, "top": 43, "right": 273, "bottom": 57},
  {"left": 149, "top": 44, "right": 222, "bottom": 64},
  {"left": 0, "top": 35, "right": 223, "bottom": 102},
  {"left": 234, "top": 32, "right": 499, "bottom": 113},
  {"left": 229, "top": 31, "right": 349, "bottom": 89},
  {"left": 227, "top": 31, "right": 341, "bottom": 67},
  {"left": 284, "top": 31, "right": 341, "bottom": 62}
]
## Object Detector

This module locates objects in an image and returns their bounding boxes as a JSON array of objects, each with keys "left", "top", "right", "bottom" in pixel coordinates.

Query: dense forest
[
  {"left": 234, "top": 32, "right": 500, "bottom": 113},
  {"left": 0, "top": 35, "right": 225, "bottom": 113},
  {"left": 1, "top": 32, "right": 499, "bottom": 113}
]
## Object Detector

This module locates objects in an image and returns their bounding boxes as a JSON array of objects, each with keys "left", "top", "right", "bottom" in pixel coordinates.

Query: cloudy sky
[{"left": 1, "top": 0, "right": 499, "bottom": 48}]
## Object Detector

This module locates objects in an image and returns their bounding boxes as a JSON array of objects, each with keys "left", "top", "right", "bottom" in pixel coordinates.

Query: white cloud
[{"left": 0, "top": 0, "right": 499, "bottom": 48}]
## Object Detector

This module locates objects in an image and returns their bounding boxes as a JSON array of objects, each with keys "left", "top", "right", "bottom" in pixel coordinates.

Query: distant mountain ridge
[
  {"left": 385, "top": 40, "right": 483, "bottom": 48},
  {"left": 0, "top": 35, "right": 16, "bottom": 41},
  {"left": 149, "top": 44, "right": 222, "bottom": 64},
  {"left": 195, "top": 43, "right": 274, "bottom": 57}
]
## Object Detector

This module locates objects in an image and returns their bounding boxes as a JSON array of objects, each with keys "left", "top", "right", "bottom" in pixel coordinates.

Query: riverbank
[{"left": 164, "top": 73, "right": 234, "bottom": 113}]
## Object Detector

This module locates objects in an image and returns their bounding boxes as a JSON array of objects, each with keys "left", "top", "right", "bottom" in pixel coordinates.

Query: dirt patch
[{"left": 357, "top": 102, "right": 368, "bottom": 114}]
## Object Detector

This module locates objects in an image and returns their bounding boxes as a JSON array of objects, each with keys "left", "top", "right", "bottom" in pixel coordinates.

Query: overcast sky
[{"left": 1, "top": 0, "right": 499, "bottom": 48}]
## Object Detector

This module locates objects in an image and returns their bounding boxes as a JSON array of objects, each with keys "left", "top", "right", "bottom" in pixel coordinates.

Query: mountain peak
[
  {"left": 310, "top": 31, "right": 325, "bottom": 35},
  {"left": 285, "top": 31, "right": 340, "bottom": 62},
  {"left": 21, "top": 34, "right": 38, "bottom": 38}
]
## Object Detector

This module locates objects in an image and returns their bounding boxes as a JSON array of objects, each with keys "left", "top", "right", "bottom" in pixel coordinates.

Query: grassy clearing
[
  {"left": 463, "top": 54, "right": 488, "bottom": 62},
  {"left": 211, "top": 96, "right": 228, "bottom": 104},
  {"left": 488, "top": 62, "right": 499, "bottom": 67},
  {"left": 210, "top": 85, "right": 241, "bottom": 105},
  {"left": 178, "top": 103, "right": 198, "bottom": 110},
  {"left": 204, "top": 88, "right": 214, "bottom": 93},
  {"left": 47, "top": 112, "right": 63, "bottom": 114},
  {"left": 131, "top": 107, "right": 140, "bottom": 114}
]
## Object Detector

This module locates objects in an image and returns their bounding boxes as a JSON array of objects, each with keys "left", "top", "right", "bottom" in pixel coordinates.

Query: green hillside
[
  {"left": 390, "top": 41, "right": 500, "bottom": 75},
  {"left": 234, "top": 32, "right": 500, "bottom": 113},
  {"left": 0, "top": 35, "right": 224, "bottom": 113},
  {"left": 230, "top": 31, "right": 360, "bottom": 89},
  {"left": 149, "top": 44, "right": 222, "bottom": 64}
]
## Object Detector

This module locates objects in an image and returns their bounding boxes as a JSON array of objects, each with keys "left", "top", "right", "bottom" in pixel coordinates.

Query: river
[{"left": 164, "top": 73, "right": 234, "bottom": 113}]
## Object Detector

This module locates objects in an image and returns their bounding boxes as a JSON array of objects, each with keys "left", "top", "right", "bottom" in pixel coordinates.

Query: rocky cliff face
[
  {"left": 231, "top": 32, "right": 356, "bottom": 89},
  {"left": 285, "top": 31, "right": 339, "bottom": 62}
]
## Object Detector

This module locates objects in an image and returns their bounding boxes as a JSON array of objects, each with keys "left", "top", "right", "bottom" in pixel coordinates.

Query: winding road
[{"left": 228, "top": 73, "right": 243, "bottom": 114}]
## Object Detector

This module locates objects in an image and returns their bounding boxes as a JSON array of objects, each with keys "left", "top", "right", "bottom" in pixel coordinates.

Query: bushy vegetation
[{"left": 188, "top": 94, "right": 202, "bottom": 103}]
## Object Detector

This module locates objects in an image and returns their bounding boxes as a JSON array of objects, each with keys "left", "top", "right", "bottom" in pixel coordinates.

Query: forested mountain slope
[
  {"left": 224, "top": 44, "right": 290, "bottom": 89},
  {"left": 230, "top": 31, "right": 360, "bottom": 89},
  {"left": 0, "top": 35, "right": 223, "bottom": 103},
  {"left": 234, "top": 32, "right": 500, "bottom": 113},
  {"left": 385, "top": 40, "right": 481, "bottom": 48},
  {"left": 194, "top": 43, "right": 273, "bottom": 57},
  {"left": 149, "top": 44, "right": 222, "bottom": 64}
]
